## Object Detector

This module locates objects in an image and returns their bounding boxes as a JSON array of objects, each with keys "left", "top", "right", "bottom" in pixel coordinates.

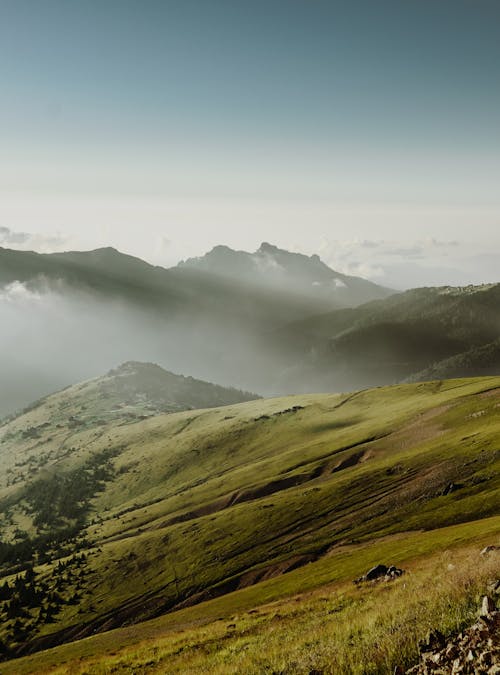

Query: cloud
[
  {"left": 0, "top": 226, "right": 31, "bottom": 245},
  {"left": 317, "top": 238, "right": 499, "bottom": 289},
  {"left": 0, "top": 280, "right": 43, "bottom": 304},
  {"left": 0, "top": 226, "right": 68, "bottom": 252}
]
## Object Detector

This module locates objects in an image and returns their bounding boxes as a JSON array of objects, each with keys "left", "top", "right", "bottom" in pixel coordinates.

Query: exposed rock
[
  {"left": 386, "top": 565, "right": 405, "bottom": 580},
  {"left": 366, "top": 564, "right": 388, "bottom": 580},
  {"left": 488, "top": 580, "right": 500, "bottom": 596},
  {"left": 405, "top": 591, "right": 499, "bottom": 674},
  {"left": 482, "top": 596, "right": 497, "bottom": 617},
  {"left": 443, "top": 482, "right": 463, "bottom": 496},
  {"left": 354, "top": 563, "right": 405, "bottom": 584},
  {"left": 419, "top": 629, "right": 446, "bottom": 653}
]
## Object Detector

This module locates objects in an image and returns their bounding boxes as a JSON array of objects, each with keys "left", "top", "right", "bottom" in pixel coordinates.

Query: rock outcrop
[{"left": 406, "top": 592, "right": 500, "bottom": 674}]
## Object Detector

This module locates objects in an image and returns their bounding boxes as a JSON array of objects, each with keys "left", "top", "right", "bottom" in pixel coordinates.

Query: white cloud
[
  {"left": 316, "top": 238, "right": 499, "bottom": 289},
  {"left": 0, "top": 280, "right": 42, "bottom": 304},
  {"left": 0, "top": 226, "right": 68, "bottom": 252}
]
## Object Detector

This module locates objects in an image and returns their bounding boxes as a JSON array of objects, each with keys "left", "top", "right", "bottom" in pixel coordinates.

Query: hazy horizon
[{"left": 1, "top": 0, "right": 499, "bottom": 289}]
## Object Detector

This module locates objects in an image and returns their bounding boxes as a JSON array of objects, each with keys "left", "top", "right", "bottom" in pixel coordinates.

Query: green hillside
[
  {"left": 408, "top": 338, "right": 500, "bottom": 382},
  {"left": 272, "top": 283, "right": 500, "bottom": 390},
  {"left": 0, "top": 375, "right": 499, "bottom": 672}
]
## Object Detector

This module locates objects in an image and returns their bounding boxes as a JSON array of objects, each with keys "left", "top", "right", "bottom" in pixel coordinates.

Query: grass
[
  {"left": 0, "top": 376, "right": 499, "bottom": 670},
  {"left": 8, "top": 530, "right": 499, "bottom": 674}
]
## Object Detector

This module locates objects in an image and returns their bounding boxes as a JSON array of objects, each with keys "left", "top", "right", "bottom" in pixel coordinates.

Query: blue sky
[{"left": 0, "top": 0, "right": 499, "bottom": 285}]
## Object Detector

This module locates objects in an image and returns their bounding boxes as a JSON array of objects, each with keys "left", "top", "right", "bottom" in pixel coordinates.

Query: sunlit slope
[
  {"left": 7, "top": 522, "right": 500, "bottom": 675},
  {"left": 1, "top": 376, "right": 500, "bottom": 661},
  {"left": 0, "top": 361, "right": 257, "bottom": 499}
]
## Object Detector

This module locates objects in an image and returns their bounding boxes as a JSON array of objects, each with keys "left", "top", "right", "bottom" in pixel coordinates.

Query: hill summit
[
  {"left": 179, "top": 242, "right": 392, "bottom": 306},
  {"left": 3, "top": 360, "right": 258, "bottom": 432},
  {"left": 103, "top": 361, "right": 259, "bottom": 414}
]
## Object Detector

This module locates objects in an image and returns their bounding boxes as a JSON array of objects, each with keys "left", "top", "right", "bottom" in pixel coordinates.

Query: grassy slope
[
  {"left": 9, "top": 528, "right": 499, "bottom": 674},
  {"left": 1, "top": 376, "right": 500, "bottom": 671}
]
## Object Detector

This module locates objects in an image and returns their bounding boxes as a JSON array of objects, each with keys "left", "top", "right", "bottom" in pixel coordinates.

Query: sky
[{"left": 0, "top": 0, "right": 499, "bottom": 288}]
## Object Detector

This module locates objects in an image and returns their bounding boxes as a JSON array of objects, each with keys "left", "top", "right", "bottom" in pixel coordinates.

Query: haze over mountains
[
  {"left": 0, "top": 242, "right": 390, "bottom": 416},
  {"left": 0, "top": 242, "right": 499, "bottom": 418}
]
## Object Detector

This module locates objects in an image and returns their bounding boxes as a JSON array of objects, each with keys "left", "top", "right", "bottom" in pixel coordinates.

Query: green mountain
[
  {"left": 272, "top": 283, "right": 500, "bottom": 390},
  {"left": 8, "top": 360, "right": 257, "bottom": 422},
  {"left": 0, "top": 373, "right": 499, "bottom": 671},
  {"left": 407, "top": 338, "right": 500, "bottom": 382}
]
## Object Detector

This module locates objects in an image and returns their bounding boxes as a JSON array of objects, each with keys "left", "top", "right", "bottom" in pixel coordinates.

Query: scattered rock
[
  {"left": 420, "top": 629, "right": 446, "bottom": 653},
  {"left": 405, "top": 591, "right": 499, "bottom": 673},
  {"left": 386, "top": 565, "right": 405, "bottom": 580},
  {"left": 488, "top": 580, "right": 500, "bottom": 596},
  {"left": 482, "top": 595, "right": 496, "bottom": 617}
]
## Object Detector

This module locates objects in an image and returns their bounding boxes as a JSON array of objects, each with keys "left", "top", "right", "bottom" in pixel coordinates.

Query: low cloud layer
[{"left": 0, "top": 280, "right": 270, "bottom": 418}]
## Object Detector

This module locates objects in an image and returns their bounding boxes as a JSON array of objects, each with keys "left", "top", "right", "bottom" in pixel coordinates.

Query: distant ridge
[
  {"left": 0, "top": 244, "right": 395, "bottom": 415},
  {"left": 178, "top": 242, "right": 393, "bottom": 306}
]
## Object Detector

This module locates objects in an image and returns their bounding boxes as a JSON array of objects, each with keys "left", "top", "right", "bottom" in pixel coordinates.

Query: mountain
[
  {"left": 0, "top": 244, "right": 395, "bottom": 417},
  {"left": 0, "top": 244, "right": 341, "bottom": 331},
  {"left": 2, "top": 360, "right": 258, "bottom": 428},
  {"left": 2, "top": 245, "right": 500, "bottom": 421},
  {"left": 0, "top": 243, "right": 391, "bottom": 320},
  {"left": 407, "top": 338, "right": 500, "bottom": 382},
  {"left": 179, "top": 241, "right": 393, "bottom": 306},
  {"left": 271, "top": 283, "right": 500, "bottom": 390},
  {"left": 0, "top": 373, "right": 499, "bottom": 671}
]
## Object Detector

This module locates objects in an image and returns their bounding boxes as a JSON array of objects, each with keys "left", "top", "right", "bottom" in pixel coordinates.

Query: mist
[
  {"left": 0, "top": 278, "right": 284, "bottom": 418},
  {"left": 1, "top": 241, "right": 498, "bottom": 420}
]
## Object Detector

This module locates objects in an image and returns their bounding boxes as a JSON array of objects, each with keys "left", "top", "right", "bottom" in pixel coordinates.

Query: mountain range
[
  {"left": 0, "top": 243, "right": 391, "bottom": 416},
  {"left": 1, "top": 243, "right": 499, "bottom": 419},
  {"left": 0, "top": 242, "right": 499, "bottom": 672}
]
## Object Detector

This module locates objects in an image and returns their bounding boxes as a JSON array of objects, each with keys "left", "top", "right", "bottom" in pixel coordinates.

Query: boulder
[
  {"left": 365, "top": 564, "right": 388, "bottom": 580},
  {"left": 354, "top": 563, "right": 405, "bottom": 584},
  {"left": 385, "top": 565, "right": 404, "bottom": 579}
]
